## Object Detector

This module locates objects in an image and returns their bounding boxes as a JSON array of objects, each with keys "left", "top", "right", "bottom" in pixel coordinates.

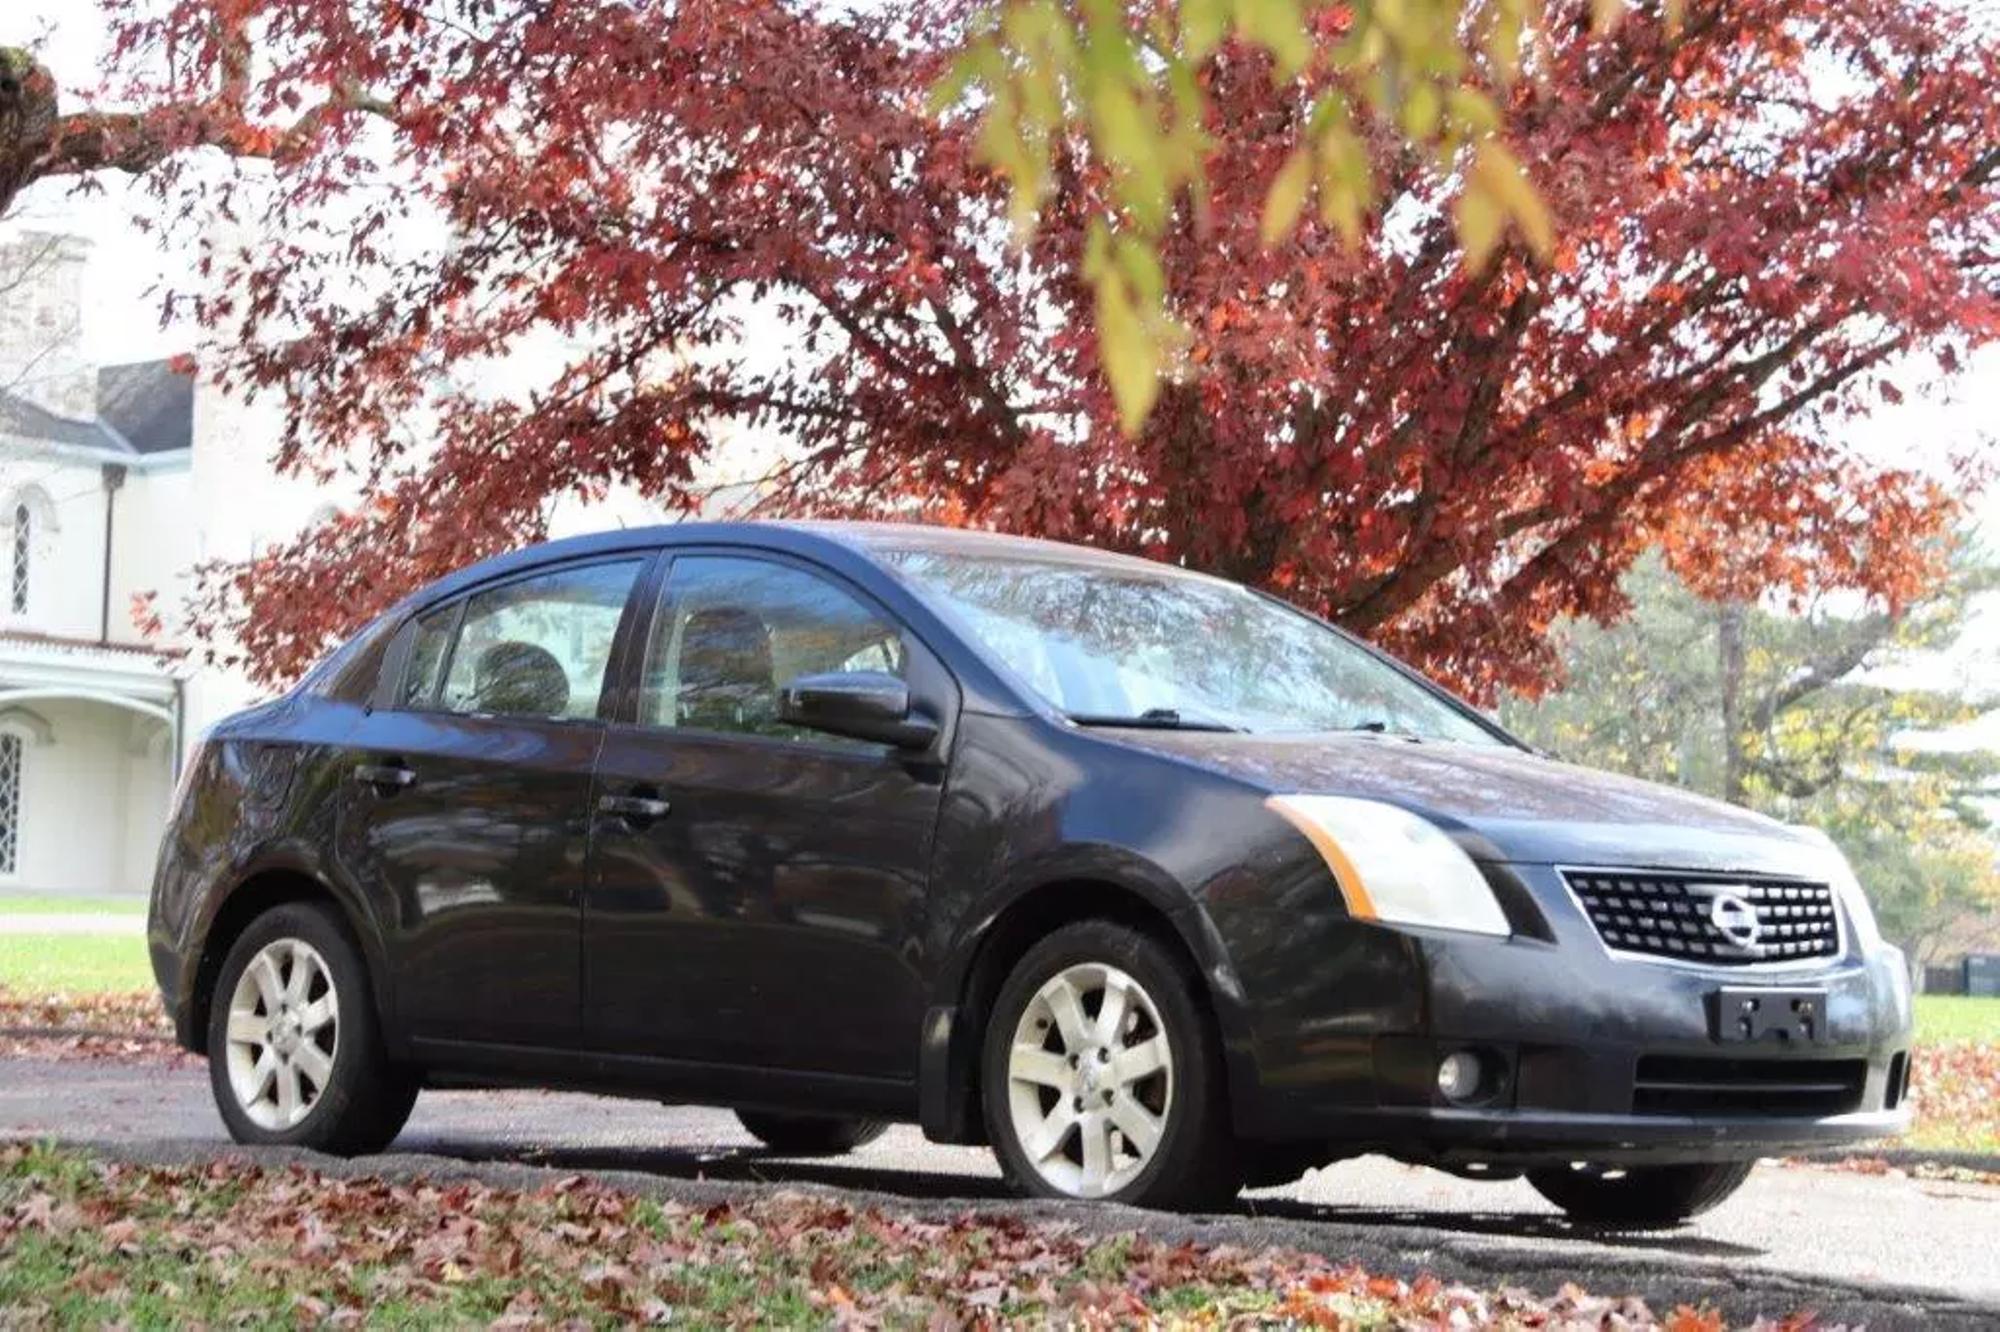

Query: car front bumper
[{"left": 1230, "top": 863, "right": 1914, "bottom": 1162}]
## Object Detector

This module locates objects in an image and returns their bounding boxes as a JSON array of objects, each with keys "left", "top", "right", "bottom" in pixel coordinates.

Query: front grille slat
[
  {"left": 1564, "top": 870, "right": 1840, "bottom": 966},
  {"left": 1633, "top": 1055, "right": 1866, "bottom": 1116}
]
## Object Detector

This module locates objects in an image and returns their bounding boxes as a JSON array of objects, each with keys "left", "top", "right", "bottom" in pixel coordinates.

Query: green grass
[
  {"left": 1914, "top": 994, "right": 2000, "bottom": 1045},
  {"left": 0, "top": 893, "right": 145, "bottom": 916},
  {"left": 0, "top": 934, "right": 153, "bottom": 995}
]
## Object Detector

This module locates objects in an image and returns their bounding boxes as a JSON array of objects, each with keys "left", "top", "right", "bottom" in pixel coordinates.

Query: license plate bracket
[{"left": 1711, "top": 987, "right": 1828, "bottom": 1045}]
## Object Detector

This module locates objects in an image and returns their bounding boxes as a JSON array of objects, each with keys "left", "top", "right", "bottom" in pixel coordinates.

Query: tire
[
  {"left": 981, "top": 920, "right": 1239, "bottom": 1210},
  {"left": 735, "top": 1111, "right": 890, "bottom": 1156},
  {"left": 206, "top": 901, "right": 418, "bottom": 1155},
  {"left": 1240, "top": 1142, "right": 1329, "bottom": 1190},
  {"left": 1526, "top": 1160, "right": 1755, "bottom": 1228}
]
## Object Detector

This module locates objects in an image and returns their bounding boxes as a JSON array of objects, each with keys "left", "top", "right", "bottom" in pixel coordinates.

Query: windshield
[{"left": 884, "top": 548, "right": 1507, "bottom": 744}]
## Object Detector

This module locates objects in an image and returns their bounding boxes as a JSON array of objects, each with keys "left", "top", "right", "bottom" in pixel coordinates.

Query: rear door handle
[
  {"left": 598, "top": 793, "right": 672, "bottom": 824},
  {"left": 352, "top": 762, "right": 417, "bottom": 789}
]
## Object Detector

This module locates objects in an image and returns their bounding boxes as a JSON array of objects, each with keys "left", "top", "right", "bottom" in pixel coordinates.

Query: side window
[
  {"left": 640, "top": 555, "right": 905, "bottom": 744},
  {"left": 431, "top": 560, "right": 642, "bottom": 721},
  {"left": 400, "top": 607, "right": 456, "bottom": 707}
]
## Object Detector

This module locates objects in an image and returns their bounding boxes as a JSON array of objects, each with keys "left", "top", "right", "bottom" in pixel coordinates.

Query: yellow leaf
[
  {"left": 1401, "top": 80, "right": 1442, "bottom": 140},
  {"left": 1262, "top": 149, "right": 1314, "bottom": 245},
  {"left": 1181, "top": 0, "right": 1230, "bottom": 59},
  {"left": 1475, "top": 141, "right": 1555, "bottom": 259},
  {"left": 1456, "top": 183, "right": 1502, "bottom": 271},
  {"left": 1094, "top": 267, "right": 1162, "bottom": 434}
]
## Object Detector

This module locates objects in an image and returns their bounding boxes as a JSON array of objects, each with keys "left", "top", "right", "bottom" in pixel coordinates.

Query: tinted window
[
  {"left": 400, "top": 607, "right": 456, "bottom": 708},
  {"left": 432, "top": 560, "right": 641, "bottom": 721},
  {"left": 641, "top": 555, "right": 904, "bottom": 743}
]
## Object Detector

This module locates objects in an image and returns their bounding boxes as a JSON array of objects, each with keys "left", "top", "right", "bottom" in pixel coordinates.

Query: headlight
[
  {"left": 1266, "top": 795, "right": 1510, "bottom": 937},
  {"left": 1790, "top": 825, "right": 1883, "bottom": 951}
]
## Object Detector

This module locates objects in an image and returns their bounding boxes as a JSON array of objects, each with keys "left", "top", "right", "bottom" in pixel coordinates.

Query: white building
[{"left": 0, "top": 231, "right": 759, "bottom": 897}]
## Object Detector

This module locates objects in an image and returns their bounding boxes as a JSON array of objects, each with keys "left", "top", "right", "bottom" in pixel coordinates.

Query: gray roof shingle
[
  {"left": 0, "top": 358, "right": 194, "bottom": 457},
  {"left": 97, "top": 361, "right": 195, "bottom": 455}
]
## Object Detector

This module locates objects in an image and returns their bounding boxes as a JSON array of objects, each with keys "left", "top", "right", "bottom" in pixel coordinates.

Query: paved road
[{"left": 3, "top": 1056, "right": 1995, "bottom": 1327}]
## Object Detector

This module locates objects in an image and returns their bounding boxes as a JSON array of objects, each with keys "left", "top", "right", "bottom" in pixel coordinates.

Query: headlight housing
[
  {"left": 1791, "top": 825, "right": 1883, "bottom": 952},
  {"left": 1266, "top": 795, "right": 1510, "bottom": 937}
]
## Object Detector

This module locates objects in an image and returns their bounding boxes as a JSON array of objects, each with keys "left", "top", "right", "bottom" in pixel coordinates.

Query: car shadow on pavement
[
  {"left": 396, "top": 1135, "right": 1764, "bottom": 1260},
  {"left": 399, "top": 1137, "right": 1020, "bottom": 1203},
  {"left": 1236, "top": 1194, "right": 1765, "bottom": 1258}
]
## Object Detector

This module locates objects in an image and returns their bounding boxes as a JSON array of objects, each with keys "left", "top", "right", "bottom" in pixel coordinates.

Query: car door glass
[
  {"left": 400, "top": 606, "right": 456, "bottom": 707},
  {"left": 640, "top": 556, "right": 905, "bottom": 746},
  {"left": 436, "top": 560, "right": 642, "bottom": 721}
]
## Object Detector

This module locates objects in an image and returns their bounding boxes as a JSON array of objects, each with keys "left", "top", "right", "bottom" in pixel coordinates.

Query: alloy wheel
[
  {"left": 224, "top": 937, "right": 340, "bottom": 1130},
  {"left": 1005, "top": 961, "right": 1174, "bottom": 1199}
]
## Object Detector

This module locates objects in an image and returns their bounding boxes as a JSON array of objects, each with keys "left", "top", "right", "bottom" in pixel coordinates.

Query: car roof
[{"left": 407, "top": 519, "right": 1199, "bottom": 612}]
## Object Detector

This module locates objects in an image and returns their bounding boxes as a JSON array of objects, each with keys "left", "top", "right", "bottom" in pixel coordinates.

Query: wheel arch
[
  {"left": 918, "top": 871, "right": 1255, "bottom": 1145},
  {"left": 184, "top": 862, "right": 393, "bottom": 1055}
]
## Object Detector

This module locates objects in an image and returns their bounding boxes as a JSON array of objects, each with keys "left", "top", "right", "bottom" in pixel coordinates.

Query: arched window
[
  {"left": 0, "top": 730, "right": 20, "bottom": 875},
  {"left": 10, "top": 501, "right": 29, "bottom": 614}
]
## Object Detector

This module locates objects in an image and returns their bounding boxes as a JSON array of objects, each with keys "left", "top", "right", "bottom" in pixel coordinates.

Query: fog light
[{"left": 1436, "top": 1050, "right": 1483, "bottom": 1103}]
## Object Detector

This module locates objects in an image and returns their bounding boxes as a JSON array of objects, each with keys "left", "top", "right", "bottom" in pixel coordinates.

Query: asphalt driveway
[{"left": 3, "top": 1055, "right": 1995, "bottom": 1327}]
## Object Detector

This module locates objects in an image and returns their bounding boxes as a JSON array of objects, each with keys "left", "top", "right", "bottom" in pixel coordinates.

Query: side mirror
[{"left": 778, "top": 670, "right": 938, "bottom": 750}]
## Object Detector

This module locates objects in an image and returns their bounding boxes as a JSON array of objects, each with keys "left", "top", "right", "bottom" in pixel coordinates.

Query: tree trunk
[
  {"left": 0, "top": 48, "right": 62, "bottom": 217},
  {"left": 1717, "top": 602, "right": 1749, "bottom": 805}
]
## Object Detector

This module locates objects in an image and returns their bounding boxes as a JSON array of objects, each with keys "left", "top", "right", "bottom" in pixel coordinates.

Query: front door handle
[
  {"left": 598, "top": 793, "right": 672, "bottom": 825},
  {"left": 352, "top": 762, "right": 417, "bottom": 790}
]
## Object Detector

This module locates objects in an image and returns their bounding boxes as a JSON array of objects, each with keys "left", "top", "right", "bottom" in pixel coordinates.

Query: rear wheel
[
  {"left": 981, "top": 920, "right": 1239, "bottom": 1210},
  {"left": 206, "top": 901, "right": 418, "bottom": 1155},
  {"left": 1527, "top": 1160, "right": 1755, "bottom": 1227},
  {"left": 734, "top": 1111, "right": 889, "bottom": 1156}
]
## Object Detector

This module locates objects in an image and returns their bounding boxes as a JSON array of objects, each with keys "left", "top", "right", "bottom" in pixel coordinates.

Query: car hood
[{"left": 1102, "top": 730, "right": 1829, "bottom": 874}]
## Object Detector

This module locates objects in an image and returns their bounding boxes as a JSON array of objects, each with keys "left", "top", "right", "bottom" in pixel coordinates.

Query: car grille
[
  {"left": 1633, "top": 1055, "right": 1866, "bottom": 1116},
  {"left": 1563, "top": 870, "right": 1840, "bottom": 966}
]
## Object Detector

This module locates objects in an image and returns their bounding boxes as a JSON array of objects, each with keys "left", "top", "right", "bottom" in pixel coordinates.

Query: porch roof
[{"left": 0, "top": 631, "right": 182, "bottom": 708}]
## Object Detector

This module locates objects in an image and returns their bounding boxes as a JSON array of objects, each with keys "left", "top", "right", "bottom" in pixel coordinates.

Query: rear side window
[
  {"left": 400, "top": 608, "right": 455, "bottom": 707},
  {"left": 405, "top": 560, "right": 642, "bottom": 721}
]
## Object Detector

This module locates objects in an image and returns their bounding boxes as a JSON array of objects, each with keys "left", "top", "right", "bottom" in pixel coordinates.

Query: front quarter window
[{"left": 884, "top": 548, "right": 1504, "bottom": 744}]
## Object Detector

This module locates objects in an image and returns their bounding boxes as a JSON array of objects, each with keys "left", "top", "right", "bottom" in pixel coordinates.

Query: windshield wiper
[
  {"left": 1068, "top": 707, "right": 1244, "bottom": 733},
  {"left": 1344, "top": 720, "right": 1425, "bottom": 741}
]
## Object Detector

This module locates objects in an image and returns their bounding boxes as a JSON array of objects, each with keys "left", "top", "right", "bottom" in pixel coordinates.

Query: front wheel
[
  {"left": 981, "top": 920, "right": 1239, "bottom": 1210},
  {"left": 1527, "top": 1160, "right": 1755, "bottom": 1228},
  {"left": 206, "top": 901, "right": 418, "bottom": 1155}
]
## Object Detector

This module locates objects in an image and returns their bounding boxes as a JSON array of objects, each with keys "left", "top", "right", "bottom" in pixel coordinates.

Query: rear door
[
  {"left": 337, "top": 555, "right": 647, "bottom": 1049},
  {"left": 584, "top": 549, "right": 951, "bottom": 1078}
]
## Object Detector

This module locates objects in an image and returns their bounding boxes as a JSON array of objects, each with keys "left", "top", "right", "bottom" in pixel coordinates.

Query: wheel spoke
[
  {"left": 1009, "top": 1044, "right": 1071, "bottom": 1089},
  {"left": 1078, "top": 1115, "right": 1112, "bottom": 1194},
  {"left": 249, "top": 1048, "right": 279, "bottom": 1102},
  {"left": 1107, "top": 1095, "right": 1164, "bottom": 1158},
  {"left": 1094, "top": 977, "right": 1129, "bottom": 1045},
  {"left": 227, "top": 1011, "right": 267, "bottom": 1046},
  {"left": 1040, "top": 975, "right": 1092, "bottom": 1051},
  {"left": 1110, "top": 1034, "right": 1168, "bottom": 1085},
  {"left": 297, "top": 995, "right": 338, "bottom": 1035},
  {"left": 292, "top": 1041, "right": 334, "bottom": 1092},
  {"left": 1022, "top": 1102, "right": 1077, "bottom": 1162},
  {"left": 284, "top": 947, "right": 316, "bottom": 1003},
  {"left": 276, "top": 1060, "right": 304, "bottom": 1122},
  {"left": 249, "top": 953, "right": 285, "bottom": 1012}
]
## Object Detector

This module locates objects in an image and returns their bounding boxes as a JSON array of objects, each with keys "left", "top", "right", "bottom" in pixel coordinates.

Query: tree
[
  {"left": 1504, "top": 548, "right": 2000, "bottom": 965},
  {"left": 945, "top": 0, "right": 1565, "bottom": 429},
  {"left": 3, "top": 1, "right": 1994, "bottom": 696}
]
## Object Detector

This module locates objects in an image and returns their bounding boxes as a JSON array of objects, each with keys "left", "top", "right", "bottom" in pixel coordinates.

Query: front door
[
  {"left": 336, "top": 556, "right": 645, "bottom": 1048},
  {"left": 585, "top": 551, "right": 947, "bottom": 1079}
]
